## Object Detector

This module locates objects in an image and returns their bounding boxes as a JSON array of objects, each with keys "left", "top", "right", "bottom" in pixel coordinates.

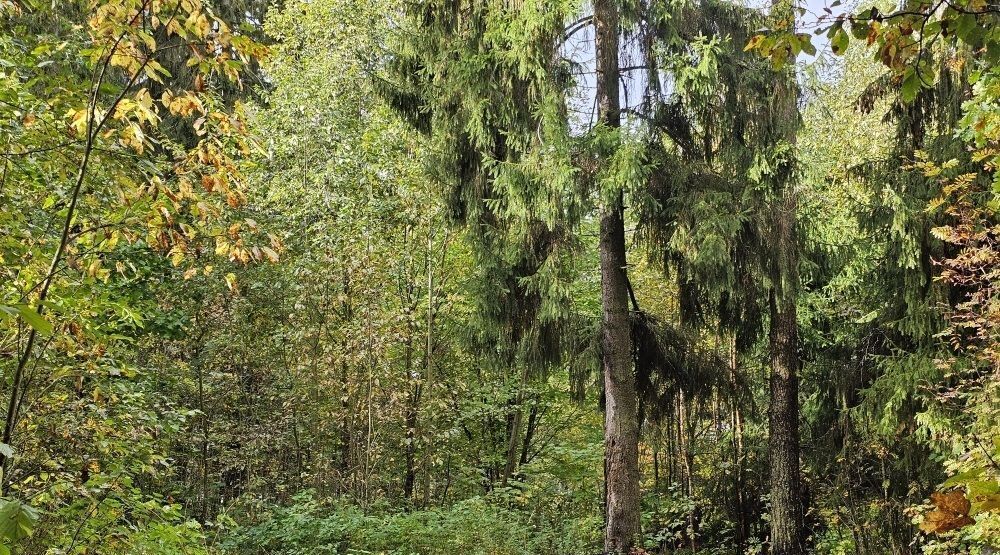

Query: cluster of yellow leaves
[
  {"left": 61, "top": 0, "right": 271, "bottom": 284},
  {"left": 212, "top": 224, "right": 283, "bottom": 267},
  {"left": 161, "top": 90, "right": 205, "bottom": 118},
  {"left": 88, "top": 0, "right": 240, "bottom": 79}
]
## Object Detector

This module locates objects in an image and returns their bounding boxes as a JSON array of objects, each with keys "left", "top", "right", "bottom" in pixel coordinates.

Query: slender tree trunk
[
  {"left": 666, "top": 409, "right": 674, "bottom": 485},
  {"left": 595, "top": 0, "right": 639, "bottom": 551},
  {"left": 403, "top": 354, "right": 417, "bottom": 501},
  {"left": 420, "top": 225, "right": 435, "bottom": 507},
  {"left": 337, "top": 272, "right": 353, "bottom": 495},
  {"left": 197, "top": 358, "right": 210, "bottom": 522},
  {"left": 519, "top": 399, "right": 538, "bottom": 466},
  {"left": 338, "top": 358, "right": 351, "bottom": 493},
  {"left": 403, "top": 399, "right": 417, "bottom": 500},
  {"left": 730, "top": 338, "right": 748, "bottom": 553},
  {"left": 653, "top": 447, "right": 659, "bottom": 492},
  {"left": 678, "top": 389, "right": 696, "bottom": 551},
  {"left": 502, "top": 364, "right": 529, "bottom": 487}
]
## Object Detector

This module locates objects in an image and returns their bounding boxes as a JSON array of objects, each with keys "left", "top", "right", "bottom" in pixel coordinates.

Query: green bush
[{"left": 224, "top": 491, "right": 598, "bottom": 555}]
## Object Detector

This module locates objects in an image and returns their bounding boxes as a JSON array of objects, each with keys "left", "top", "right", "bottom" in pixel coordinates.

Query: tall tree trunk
[
  {"left": 197, "top": 357, "right": 210, "bottom": 523},
  {"left": 595, "top": 0, "right": 640, "bottom": 551},
  {"left": 403, "top": 365, "right": 418, "bottom": 501},
  {"left": 419, "top": 224, "right": 439, "bottom": 507},
  {"left": 768, "top": 201, "right": 805, "bottom": 554},
  {"left": 766, "top": 1, "right": 805, "bottom": 545},
  {"left": 338, "top": 358, "right": 352, "bottom": 493},
  {"left": 730, "top": 338, "right": 748, "bottom": 553},
  {"left": 337, "top": 271, "right": 353, "bottom": 495},
  {"left": 653, "top": 445, "right": 660, "bottom": 492}
]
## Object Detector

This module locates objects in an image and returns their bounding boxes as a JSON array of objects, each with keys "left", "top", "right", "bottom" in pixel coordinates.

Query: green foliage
[
  {"left": 0, "top": 499, "right": 38, "bottom": 553},
  {"left": 0, "top": 0, "right": 265, "bottom": 553},
  {"left": 748, "top": 0, "right": 1000, "bottom": 91},
  {"left": 226, "top": 491, "right": 597, "bottom": 555},
  {"left": 0, "top": 0, "right": 997, "bottom": 552}
]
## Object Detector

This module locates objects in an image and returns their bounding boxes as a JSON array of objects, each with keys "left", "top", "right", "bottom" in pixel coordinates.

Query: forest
[{"left": 1, "top": 0, "right": 999, "bottom": 553}]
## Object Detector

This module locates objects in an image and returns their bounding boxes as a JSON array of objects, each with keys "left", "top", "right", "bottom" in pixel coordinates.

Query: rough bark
[
  {"left": 595, "top": 0, "right": 640, "bottom": 551},
  {"left": 768, "top": 194, "right": 805, "bottom": 555},
  {"left": 766, "top": 1, "right": 806, "bottom": 550},
  {"left": 601, "top": 197, "right": 640, "bottom": 555}
]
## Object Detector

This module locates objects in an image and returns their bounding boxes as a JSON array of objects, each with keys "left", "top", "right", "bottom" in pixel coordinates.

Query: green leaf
[
  {"left": 942, "top": 467, "right": 984, "bottom": 487},
  {"left": 0, "top": 499, "right": 38, "bottom": 544},
  {"left": 14, "top": 305, "right": 52, "bottom": 335},
  {"left": 0, "top": 445, "right": 11, "bottom": 460},
  {"left": 797, "top": 33, "right": 817, "bottom": 56},
  {"left": 954, "top": 14, "right": 978, "bottom": 44},
  {"left": 901, "top": 69, "right": 921, "bottom": 103},
  {"left": 851, "top": 21, "right": 869, "bottom": 40},
  {"left": 826, "top": 20, "right": 843, "bottom": 39},
  {"left": 831, "top": 27, "right": 849, "bottom": 55}
]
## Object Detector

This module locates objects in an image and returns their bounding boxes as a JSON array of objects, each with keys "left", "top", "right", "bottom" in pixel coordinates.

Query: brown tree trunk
[
  {"left": 403, "top": 381, "right": 418, "bottom": 500},
  {"left": 338, "top": 358, "right": 352, "bottom": 493},
  {"left": 197, "top": 357, "right": 210, "bottom": 523},
  {"left": 766, "top": 2, "right": 805, "bottom": 551},
  {"left": 595, "top": 0, "right": 640, "bottom": 551},
  {"left": 601, "top": 194, "right": 640, "bottom": 555},
  {"left": 767, "top": 197, "right": 805, "bottom": 555},
  {"left": 337, "top": 271, "right": 353, "bottom": 495}
]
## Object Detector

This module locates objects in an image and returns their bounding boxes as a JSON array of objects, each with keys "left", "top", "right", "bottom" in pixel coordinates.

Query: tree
[
  {"left": 593, "top": 0, "right": 641, "bottom": 550},
  {"left": 0, "top": 0, "right": 265, "bottom": 549},
  {"left": 765, "top": 1, "right": 807, "bottom": 552}
]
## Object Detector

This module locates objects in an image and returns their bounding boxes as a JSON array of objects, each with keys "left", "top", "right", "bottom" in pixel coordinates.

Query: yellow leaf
[
  {"left": 744, "top": 34, "right": 764, "bottom": 52},
  {"left": 261, "top": 246, "right": 279, "bottom": 263}
]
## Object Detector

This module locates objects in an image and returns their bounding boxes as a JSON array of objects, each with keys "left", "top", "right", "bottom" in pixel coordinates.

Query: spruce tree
[
  {"left": 633, "top": 1, "right": 808, "bottom": 550},
  {"left": 764, "top": 2, "right": 806, "bottom": 552},
  {"left": 382, "top": 1, "right": 804, "bottom": 549},
  {"left": 593, "top": 0, "right": 641, "bottom": 551},
  {"left": 376, "top": 0, "right": 584, "bottom": 494}
]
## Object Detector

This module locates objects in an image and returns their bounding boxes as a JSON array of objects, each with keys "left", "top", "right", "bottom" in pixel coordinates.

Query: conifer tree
[
  {"left": 382, "top": 1, "right": 812, "bottom": 550},
  {"left": 376, "top": 0, "right": 583, "bottom": 494},
  {"left": 765, "top": 141, "right": 807, "bottom": 550},
  {"left": 765, "top": 1, "right": 806, "bottom": 550},
  {"left": 593, "top": 0, "right": 640, "bottom": 550},
  {"left": 632, "top": 1, "right": 808, "bottom": 549}
]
